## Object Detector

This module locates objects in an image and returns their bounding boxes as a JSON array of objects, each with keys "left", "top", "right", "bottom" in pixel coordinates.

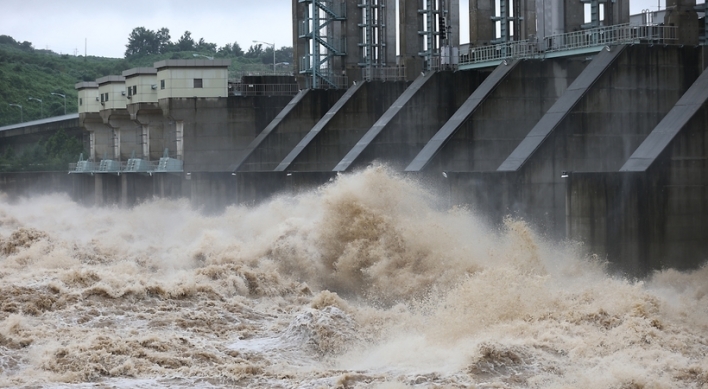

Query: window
[
  {"left": 133, "top": 85, "right": 137, "bottom": 95},
  {"left": 160, "top": 80, "right": 165, "bottom": 90},
  {"left": 194, "top": 78, "right": 203, "bottom": 88},
  {"left": 79, "top": 98, "right": 83, "bottom": 106},
  {"left": 127, "top": 87, "right": 132, "bottom": 97},
  {"left": 105, "top": 93, "right": 109, "bottom": 102},
  {"left": 100, "top": 93, "right": 104, "bottom": 103}
]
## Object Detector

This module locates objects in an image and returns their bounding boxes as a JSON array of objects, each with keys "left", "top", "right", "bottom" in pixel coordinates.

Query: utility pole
[
  {"left": 28, "top": 97, "right": 43, "bottom": 118},
  {"left": 51, "top": 93, "right": 67, "bottom": 115},
  {"left": 8, "top": 103, "right": 23, "bottom": 122}
]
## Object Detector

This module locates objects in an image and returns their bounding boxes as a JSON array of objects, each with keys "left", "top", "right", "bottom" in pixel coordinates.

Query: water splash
[{"left": 0, "top": 165, "right": 706, "bottom": 388}]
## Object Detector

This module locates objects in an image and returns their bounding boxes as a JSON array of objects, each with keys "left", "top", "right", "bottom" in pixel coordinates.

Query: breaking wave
[{"left": 0, "top": 165, "right": 706, "bottom": 388}]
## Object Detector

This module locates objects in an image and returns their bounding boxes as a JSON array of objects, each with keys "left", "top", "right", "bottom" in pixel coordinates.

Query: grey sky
[
  {"left": 0, "top": 0, "right": 293, "bottom": 58},
  {"left": 1, "top": 0, "right": 671, "bottom": 59}
]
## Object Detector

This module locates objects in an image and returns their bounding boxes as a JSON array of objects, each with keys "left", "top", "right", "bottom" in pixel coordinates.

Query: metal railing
[
  {"left": 98, "top": 159, "right": 122, "bottom": 173},
  {"left": 459, "top": 24, "right": 678, "bottom": 67},
  {"left": 68, "top": 158, "right": 182, "bottom": 174},
  {"left": 155, "top": 156, "right": 183, "bottom": 173},
  {"left": 543, "top": 24, "right": 677, "bottom": 53},
  {"left": 459, "top": 39, "right": 538, "bottom": 66},
  {"left": 233, "top": 83, "right": 300, "bottom": 96},
  {"left": 125, "top": 158, "right": 158, "bottom": 173},
  {"left": 304, "top": 73, "right": 349, "bottom": 89},
  {"left": 361, "top": 66, "right": 406, "bottom": 82}
]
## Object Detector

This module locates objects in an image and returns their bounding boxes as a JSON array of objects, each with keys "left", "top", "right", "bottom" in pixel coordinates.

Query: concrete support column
[
  {"left": 81, "top": 113, "right": 113, "bottom": 161},
  {"left": 520, "top": 0, "right": 537, "bottom": 40},
  {"left": 469, "top": 0, "right": 496, "bottom": 46},
  {"left": 141, "top": 125, "right": 149, "bottom": 158},
  {"left": 344, "top": 0, "right": 364, "bottom": 83},
  {"left": 665, "top": 0, "right": 699, "bottom": 45},
  {"left": 293, "top": 0, "right": 310, "bottom": 88},
  {"left": 175, "top": 120, "right": 184, "bottom": 159},
  {"left": 94, "top": 174, "right": 104, "bottom": 206},
  {"left": 385, "top": 0, "right": 397, "bottom": 65},
  {"left": 447, "top": 0, "right": 460, "bottom": 47},
  {"left": 129, "top": 104, "right": 166, "bottom": 161},
  {"left": 113, "top": 129, "right": 120, "bottom": 159},
  {"left": 399, "top": 0, "right": 423, "bottom": 79},
  {"left": 121, "top": 174, "right": 128, "bottom": 207},
  {"left": 89, "top": 131, "right": 96, "bottom": 160},
  {"left": 563, "top": 1, "right": 585, "bottom": 33}
]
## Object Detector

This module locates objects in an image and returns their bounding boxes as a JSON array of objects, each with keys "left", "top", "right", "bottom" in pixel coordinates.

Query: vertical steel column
[
  {"left": 418, "top": 0, "right": 442, "bottom": 70},
  {"left": 300, "top": 0, "right": 347, "bottom": 88}
]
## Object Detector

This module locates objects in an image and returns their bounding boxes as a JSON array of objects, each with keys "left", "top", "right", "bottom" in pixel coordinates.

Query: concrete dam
[{"left": 1, "top": 0, "right": 707, "bottom": 276}]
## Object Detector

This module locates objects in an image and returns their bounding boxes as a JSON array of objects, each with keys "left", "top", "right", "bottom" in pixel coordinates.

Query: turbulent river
[{"left": 0, "top": 166, "right": 706, "bottom": 388}]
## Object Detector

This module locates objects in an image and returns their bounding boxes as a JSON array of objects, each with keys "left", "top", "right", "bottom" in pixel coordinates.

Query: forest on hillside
[
  {"left": 0, "top": 31, "right": 293, "bottom": 127},
  {"left": 0, "top": 31, "right": 293, "bottom": 171}
]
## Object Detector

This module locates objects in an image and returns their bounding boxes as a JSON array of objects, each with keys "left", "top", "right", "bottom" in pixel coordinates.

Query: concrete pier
[
  {"left": 335, "top": 70, "right": 487, "bottom": 172},
  {"left": 235, "top": 90, "right": 347, "bottom": 172},
  {"left": 278, "top": 80, "right": 411, "bottom": 172}
]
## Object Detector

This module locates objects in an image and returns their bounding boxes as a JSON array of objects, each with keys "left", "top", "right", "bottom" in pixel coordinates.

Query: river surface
[{"left": 0, "top": 166, "right": 706, "bottom": 388}]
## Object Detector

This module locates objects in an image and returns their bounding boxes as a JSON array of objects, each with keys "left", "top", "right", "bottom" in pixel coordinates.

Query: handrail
[
  {"left": 68, "top": 158, "right": 181, "bottom": 174},
  {"left": 459, "top": 24, "right": 679, "bottom": 67},
  {"left": 361, "top": 66, "right": 406, "bottom": 82},
  {"left": 233, "top": 83, "right": 300, "bottom": 96}
]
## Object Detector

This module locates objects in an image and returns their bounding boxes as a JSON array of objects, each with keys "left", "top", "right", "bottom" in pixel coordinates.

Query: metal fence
[
  {"left": 459, "top": 23, "right": 678, "bottom": 67},
  {"left": 69, "top": 158, "right": 182, "bottom": 174},
  {"left": 361, "top": 66, "right": 406, "bottom": 81},
  {"left": 304, "top": 74, "right": 349, "bottom": 89},
  {"left": 543, "top": 24, "right": 677, "bottom": 53},
  {"left": 233, "top": 83, "right": 300, "bottom": 96},
  {"left": 459, "top": 39, "right": 538, "bottom": 66}
]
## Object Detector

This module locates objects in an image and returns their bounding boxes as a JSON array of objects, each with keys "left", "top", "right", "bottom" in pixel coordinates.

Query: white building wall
[
  {"left": 155, "top": 60, "right": 230, "bottom": 99},
  {"left": 98, "top": 81, "right": 127, "bottom": 110},
  {"left": 77, "top": 88, "right": 100, "bottom": 114},
  {"left": 125, "top": 75, "right": 158, "bottom": 104}
]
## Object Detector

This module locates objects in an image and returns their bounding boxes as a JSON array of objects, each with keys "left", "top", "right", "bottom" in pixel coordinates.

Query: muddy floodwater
[{"left": 0, "top": 166, "right": 707, "bottom": 388}]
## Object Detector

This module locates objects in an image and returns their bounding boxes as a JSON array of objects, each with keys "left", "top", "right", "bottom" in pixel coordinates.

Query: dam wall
[{"left": 1, "top": 46, "right": 707, "bottom": 274}]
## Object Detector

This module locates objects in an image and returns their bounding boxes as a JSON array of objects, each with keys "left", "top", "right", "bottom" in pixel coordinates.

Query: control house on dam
[{"left": 0, "top": 0, "right": 707, "bottom": 276}]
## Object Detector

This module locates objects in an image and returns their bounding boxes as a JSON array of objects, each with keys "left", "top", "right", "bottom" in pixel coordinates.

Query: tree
[
  {"left": 195, "top": 38, "right": 217, "bottom": 53},
  {"left": 0, "top": 35, "right": 33, "bottom": 51},
  {"left": 43, "top": 129, "right": 83, "bottom": 168},
  {"left": 156, "top": 28, "right": 172, "bottom": 53},
  {"left": 217, "top": 42, "right": 244, "bottom": 57},
  {"left": 176, "top": 31, "right": 195, "bottom": 51},
  {"left": 125, "top": 27, "right": 159, "bottom": 58},
  {"left": 260, "top": 46, "right": 274, "bottom": 64},
  {"left": 276, "top": 46, "right": 293, "bottom": 63},
  {"left": 245, "top": 44, "right": 263, "bottom": 59},
  {"left": 231, "top": 42, "right": 244, "bottom": 57}
]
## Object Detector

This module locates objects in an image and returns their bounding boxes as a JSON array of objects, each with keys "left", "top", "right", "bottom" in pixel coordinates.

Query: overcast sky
[
  {"left": 1, "top": 0, "right": 669, "bottom": 59},
  {"left": 1, "top": 0, "right": 293, "bottom": 58}
]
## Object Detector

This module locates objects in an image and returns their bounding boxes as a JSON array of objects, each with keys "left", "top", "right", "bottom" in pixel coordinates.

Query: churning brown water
[{"left": 0, "top": 166, "right": 706, "bottom": 388}]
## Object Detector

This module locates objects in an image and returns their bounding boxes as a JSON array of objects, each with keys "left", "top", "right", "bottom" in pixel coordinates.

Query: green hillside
[
  {"left": 0, "top": 33, "right": 292, "bottom": 172},
  {"left": 0, "top": 34, "right": 292, "bottom": 127}
]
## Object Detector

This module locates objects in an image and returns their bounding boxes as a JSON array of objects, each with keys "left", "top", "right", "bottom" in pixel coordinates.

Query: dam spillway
[{"left": 1, "top": 1, "right": 707, "bottom": 275}]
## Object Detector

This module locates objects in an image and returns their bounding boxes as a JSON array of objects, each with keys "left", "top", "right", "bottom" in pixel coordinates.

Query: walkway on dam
[{"left": 457, "top": 23, "right": 677, "bottom": 70}]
